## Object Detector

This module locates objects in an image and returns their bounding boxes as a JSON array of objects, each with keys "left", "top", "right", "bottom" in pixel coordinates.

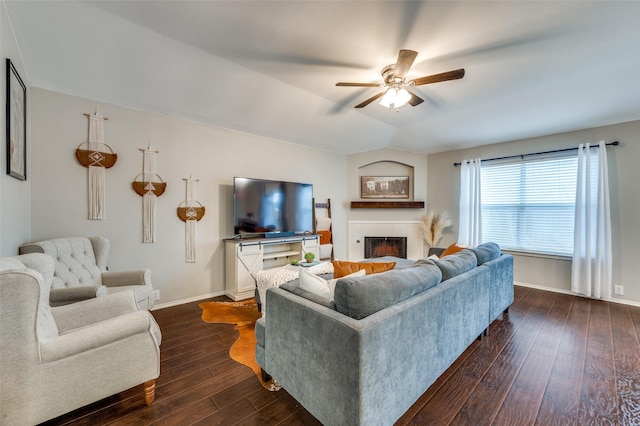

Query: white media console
[{"left": 224, "top": 235, "right": 320, "bottom": 301}]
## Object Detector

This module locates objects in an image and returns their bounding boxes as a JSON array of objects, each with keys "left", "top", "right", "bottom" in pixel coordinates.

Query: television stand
[{"left": 224, "top": 235, "right": 320, "bottom": 300}]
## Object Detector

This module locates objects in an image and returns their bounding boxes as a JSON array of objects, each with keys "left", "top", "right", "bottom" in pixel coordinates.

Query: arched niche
[{"left": 358, "top": 160, "right": 415, "bottom": 200}]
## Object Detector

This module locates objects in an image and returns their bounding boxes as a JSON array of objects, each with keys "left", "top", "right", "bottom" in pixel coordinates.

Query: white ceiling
[{"left": 6, "top": 1, "right": 640, "bottom": 155}]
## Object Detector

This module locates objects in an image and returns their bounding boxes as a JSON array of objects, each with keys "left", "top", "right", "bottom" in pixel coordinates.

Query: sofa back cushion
[
  {"left": 432, "top": 249, "right": 477, "bottom": 281},
  {"left": 19, "top": 237, "right": 102, "bottom": 288},
  {"left": 471, "top": 242, "right": 502, "bottom": 265},
  {"left": 333, "top": 261, "right": 442, "bottom": 320}
]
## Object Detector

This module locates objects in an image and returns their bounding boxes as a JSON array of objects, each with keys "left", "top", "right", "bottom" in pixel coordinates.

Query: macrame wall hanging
[
  {"left": 132, "top": 145, "right": 166, "bottom": 243},
  {"left": 177, "top": 175, "right": 205, "bottom": 263},
  {"left": 76, "top": 110, "right": 117, "bottom": 219}
]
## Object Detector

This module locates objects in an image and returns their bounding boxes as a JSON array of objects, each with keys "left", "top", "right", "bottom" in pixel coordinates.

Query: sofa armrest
[
  {"left": 40, "top": 311, "right": 154, "bottom": 362},
  {"left": 49, "top": 286, "right": 107, "bottom": 307},
  {"left": 101, "top": 269, "right": 150, "bottom": 288},
  {"left": 52, "top": 291, "right": 139, "bottom": 333}
]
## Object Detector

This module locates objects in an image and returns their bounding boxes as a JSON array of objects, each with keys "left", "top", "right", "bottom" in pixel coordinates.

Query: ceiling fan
[{"left": 336, "top": 49, "right": 465, "bottom": 109}]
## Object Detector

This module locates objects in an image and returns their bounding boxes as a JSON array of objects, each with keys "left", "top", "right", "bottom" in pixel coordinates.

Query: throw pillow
[
  {"left": 332, "top": 260, "right": 396, "bottom": 278},
  {"left": 299, "top": 267, "right": 332, "bottom": 299},
  {"left": 318, "top": 230, "right": 332, "bottom": 245},
  {"left": 298, "top": 267, "right": 365, "bottom": 300},
  {"left": 280, "top": 281, "right": 337, "bottom": 310},
  {"left": 441, "top": 243, "right": 465, "bottom": 257}
]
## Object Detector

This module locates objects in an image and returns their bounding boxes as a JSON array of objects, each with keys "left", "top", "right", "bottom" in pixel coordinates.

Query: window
[{"left": 481, "top": 152, "right": 595, "bottom": 256}]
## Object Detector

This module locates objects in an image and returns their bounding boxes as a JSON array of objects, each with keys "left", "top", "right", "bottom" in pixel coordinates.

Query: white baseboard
[
  {"left": 515, "top": 281, "right": 640, "bottom": 308},
  {"left": 151, "top": 290, "right": 226, "bottom": 311},
  {"left": 153, "top": 283, "right": 640, "bottom": 311}
]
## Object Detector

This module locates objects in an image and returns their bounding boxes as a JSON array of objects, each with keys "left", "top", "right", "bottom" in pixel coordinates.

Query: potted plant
[{"left": 304, "top": 252, "right": 315, "bottom": 263}]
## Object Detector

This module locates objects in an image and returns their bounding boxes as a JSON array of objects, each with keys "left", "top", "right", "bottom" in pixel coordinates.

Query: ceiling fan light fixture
[
  {"left": 379, "top": 86, "right": 410, "bottom": 109},
  {"left": 395, "top": 88, "right": 411, "bottom": 108},
  {"left": 336, "top": 49, "right": 464, "bottom": 109},
  {"left": 379, "top": 88, "right": 396, "bottom": 108}
]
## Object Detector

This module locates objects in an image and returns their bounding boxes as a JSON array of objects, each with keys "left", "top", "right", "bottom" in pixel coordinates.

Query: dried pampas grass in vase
[{"left": 421, "top": 211, "right": 452, "bottom": 247}]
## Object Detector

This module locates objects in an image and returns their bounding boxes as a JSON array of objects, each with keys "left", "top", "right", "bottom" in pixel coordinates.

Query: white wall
[
  {"left": 0, "top": 1, "right": 31, "bottom": 256},
  {"left": 427, "top": 120, "right": 640, "bottom": 305},
  {"left": 29, "top": 88, "right": 347, "bottom": 306},
  {"left": 346, "top": 149, "right": 429, "bottom": 259},
  {"left": 346, "top": 148, "right": 428, "bottom": 222},
  {"left": 23, "top": 87, "right": 640, "bottom": 306}
]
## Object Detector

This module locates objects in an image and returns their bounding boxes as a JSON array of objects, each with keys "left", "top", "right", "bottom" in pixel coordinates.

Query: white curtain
[
  {"left": 571, "top": 141, "right": 612, "bottom": 299},
  {"left": 458, "top": 158, "right": 482, "bottom": 247}
]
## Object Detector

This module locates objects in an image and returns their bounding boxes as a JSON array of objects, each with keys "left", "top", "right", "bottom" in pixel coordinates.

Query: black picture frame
[
  {"left": 360, "top": 176, "right": 410, "bottom": 199},
  {"left": 6, "top": 58, "right": 26, "bottom": 181}
]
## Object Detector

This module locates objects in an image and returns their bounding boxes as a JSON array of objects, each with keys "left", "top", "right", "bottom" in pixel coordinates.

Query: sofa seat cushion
[
  {"left": 49, "top": 286, "right": 108, "bottom": 306},
  {"left": 471, "top": 242, "right": 502, "bottom": 265},
  {"left": 333, "top": 261, "right": 442, "bottom": 320},
  {"left": 432, "top": 249, "right": 477, "bottom": 281}
]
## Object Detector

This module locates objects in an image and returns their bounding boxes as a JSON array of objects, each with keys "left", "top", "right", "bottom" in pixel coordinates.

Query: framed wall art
[
  {"left": 6, "top": 59, "right": 27, "bottom": 181},
  {"left": 360, "top": 176, "right": 409, "bottom": 199}
]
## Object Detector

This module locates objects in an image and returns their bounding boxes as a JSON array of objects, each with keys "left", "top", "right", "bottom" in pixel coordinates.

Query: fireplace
[
  {"left": 349, "top": 221, "right": 423, "bottom": 261},
  {"left": 364, "top": 237, "right": 407, "bottom": 259}
]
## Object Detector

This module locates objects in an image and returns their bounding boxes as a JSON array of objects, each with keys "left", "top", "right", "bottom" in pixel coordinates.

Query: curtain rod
[{"left": 453, "top": 141, "right": 619, "bottom": 167}]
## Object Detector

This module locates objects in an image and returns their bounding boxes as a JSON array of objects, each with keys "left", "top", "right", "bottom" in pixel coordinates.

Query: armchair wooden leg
[{"left": 144, "top": 380, "right": 156, "bottom": 406}]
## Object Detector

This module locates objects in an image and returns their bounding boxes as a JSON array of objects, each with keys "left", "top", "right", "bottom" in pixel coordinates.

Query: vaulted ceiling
[{"left": 6, "top": 1, "right": 640, "bottom": 155}]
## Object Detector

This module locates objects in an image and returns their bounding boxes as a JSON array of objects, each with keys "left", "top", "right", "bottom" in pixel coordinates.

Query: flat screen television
[{"left": 233, "top": 177, "right": 314, "bottom": 236}]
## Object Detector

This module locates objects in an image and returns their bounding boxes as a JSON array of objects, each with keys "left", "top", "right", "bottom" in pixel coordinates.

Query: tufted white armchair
[
  {"left": 19, "top": 236, "right": 154, "bottom": 309},
  {"left": 0, "top": 253, "right": 161, "bottom": 425}
]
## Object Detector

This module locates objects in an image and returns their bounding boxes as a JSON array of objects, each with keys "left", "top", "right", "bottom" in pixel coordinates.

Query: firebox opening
[{"left": 364, "top": 237, "right": 407, "bottom": 259}]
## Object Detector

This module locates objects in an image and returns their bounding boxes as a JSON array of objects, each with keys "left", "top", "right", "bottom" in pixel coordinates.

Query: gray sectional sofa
[{"left": 255, "top": 243, "right": 514, "bottom": 426}]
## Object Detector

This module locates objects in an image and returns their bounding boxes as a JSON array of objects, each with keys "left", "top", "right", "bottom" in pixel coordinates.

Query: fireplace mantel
[{"left": 350, "top": 201, "right": 425, "bottom": 209}]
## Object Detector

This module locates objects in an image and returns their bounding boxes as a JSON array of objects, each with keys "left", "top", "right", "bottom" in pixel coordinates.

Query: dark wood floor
[{"left": 41, "top": 285, "right": 640, "bottom": 425}]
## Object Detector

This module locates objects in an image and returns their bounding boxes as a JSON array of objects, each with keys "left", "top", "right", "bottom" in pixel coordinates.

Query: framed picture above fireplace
[{"left": 360, "top": 176, "right": 409, "bottom": 199}]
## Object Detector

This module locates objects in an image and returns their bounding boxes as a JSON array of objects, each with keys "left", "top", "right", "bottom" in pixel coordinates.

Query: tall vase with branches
[{"left": 421, "top": 211, "right": 452, "bottom": 247}]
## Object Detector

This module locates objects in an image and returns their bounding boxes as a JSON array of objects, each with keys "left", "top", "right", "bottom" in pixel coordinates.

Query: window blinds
[{"left": 481, "top": 153, "right": 595, "bottom": 256}]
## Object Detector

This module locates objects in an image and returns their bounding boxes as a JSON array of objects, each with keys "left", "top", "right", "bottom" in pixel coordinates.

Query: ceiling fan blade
[
  {"left": 393, "top": 49, "right": 418, "bottom": 80},
  {"left": 406, "top": 89, "right": 424, "bottom": 107},
  {"left": 336, "top": 82, "right": 381, "bottom": 87},
  {"left": 354, "top": 92, "right": 385, "bottom": 108},
  {"left": 412, "top": 68, "right": 465, "bottom": 86}
]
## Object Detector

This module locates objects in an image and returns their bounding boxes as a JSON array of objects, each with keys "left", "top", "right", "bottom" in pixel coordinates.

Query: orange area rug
[{"left": 199, "top": 298, "right": 280, "bottom": 391}]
